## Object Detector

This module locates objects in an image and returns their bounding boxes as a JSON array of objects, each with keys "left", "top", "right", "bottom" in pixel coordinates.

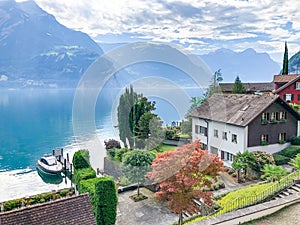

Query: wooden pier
[{"left": 52, "top": 148, "right": 73, "bottom": 178}]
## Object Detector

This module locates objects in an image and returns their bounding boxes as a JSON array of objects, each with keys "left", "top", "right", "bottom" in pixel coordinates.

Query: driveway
[{"left": 116, "top": 187, "right": 178, "bottom": 225}]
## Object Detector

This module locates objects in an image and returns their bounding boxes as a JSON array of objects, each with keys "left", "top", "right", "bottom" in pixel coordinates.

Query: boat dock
[{"left": 52, "top": 149, "right": 73, "bottom": 178}]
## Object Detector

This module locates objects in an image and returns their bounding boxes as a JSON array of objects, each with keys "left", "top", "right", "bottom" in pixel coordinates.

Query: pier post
[
  {"left": 64, "top": 158, "right": 67, "bottom": 171},
  {"left": 67, "top": 153, "right": 69, "bottom": 162}
]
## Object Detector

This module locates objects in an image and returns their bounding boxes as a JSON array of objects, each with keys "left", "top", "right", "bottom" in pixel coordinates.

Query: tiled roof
[
  {"left": 274, "top": 76, "right": 300, "bottom": 94},
  {"left": 0, "top": 194, "right": 97, "bottom": 225},
  {"left": 220, "top": 82, "right": 274, "bottom": 92},
  {"left": 189, "top": 93, "right": 300, "bottom": 126},
  {"left": 273, "top": 74, "right": 300, "bottom": 83}
]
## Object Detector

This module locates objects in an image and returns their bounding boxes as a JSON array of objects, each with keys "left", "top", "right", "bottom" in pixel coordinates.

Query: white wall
[
  {"left": 192, "top": 117, "right": 208, "bottom": 145},
  {"left": 208, "top": 121, "right": 246, "bottom": 156}
]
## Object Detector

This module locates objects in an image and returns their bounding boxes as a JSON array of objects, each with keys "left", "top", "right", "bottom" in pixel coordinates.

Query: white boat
[{"left": 37, "top": 155, "right": 63, "bottom": 174}]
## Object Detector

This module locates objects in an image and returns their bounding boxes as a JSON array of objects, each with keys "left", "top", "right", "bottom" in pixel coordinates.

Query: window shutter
[
  {"left": 292, "top": 94, "right": 294, "bottom": 100},
  {"left": 284, "top": 94, "right": 286, "bottom": 100}
]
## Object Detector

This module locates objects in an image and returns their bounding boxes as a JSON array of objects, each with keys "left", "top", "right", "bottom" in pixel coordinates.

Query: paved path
[{"left": 116, "top": 187, "right": 178, "bottom": 225}]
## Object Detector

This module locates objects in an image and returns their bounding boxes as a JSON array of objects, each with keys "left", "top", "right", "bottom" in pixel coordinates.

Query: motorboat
[{"left": 37, "top": 155, "right": 63, "bottom": 174}]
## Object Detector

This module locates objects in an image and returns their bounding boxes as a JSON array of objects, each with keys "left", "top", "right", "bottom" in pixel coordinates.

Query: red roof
[{"left": 273, "top": 74, "right": 300, "bottom": 83}]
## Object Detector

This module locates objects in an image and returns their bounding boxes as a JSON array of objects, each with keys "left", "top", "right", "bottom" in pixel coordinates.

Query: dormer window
[
  {"left": 285, "top": 94, "right": 292, "bottom": 101},
  {"left": 296, "top": 82, "right": 300, "bottom": 90}
]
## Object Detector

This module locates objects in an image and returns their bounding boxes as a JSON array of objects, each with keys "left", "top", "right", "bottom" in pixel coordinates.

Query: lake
[{"left": 0, "top": 86, "right": 200, "bottom": 201}]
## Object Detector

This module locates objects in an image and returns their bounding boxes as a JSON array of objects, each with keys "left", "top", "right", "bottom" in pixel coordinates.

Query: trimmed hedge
[
  {"left": 72, "top": 149, "right": 91, "bottom": 170},
  {"left": 291, "top": 136, "right": 300, "bottom": 145},
  {"left": 79, "top": 177, "right": 118, "bottom": 225},
  {"left": 273, "top": 154, "right": 290, "bottom": 165},
  {"left": 279, "top": 146, "right": 300, "bottom": 158},
  {"left": 74, "top": 167, "right": 96, "bottom": 185}
]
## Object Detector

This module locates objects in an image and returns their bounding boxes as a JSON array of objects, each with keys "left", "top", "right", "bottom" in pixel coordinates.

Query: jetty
[{"left": 52, "top": 148, "right": 73, "bottom": 179}]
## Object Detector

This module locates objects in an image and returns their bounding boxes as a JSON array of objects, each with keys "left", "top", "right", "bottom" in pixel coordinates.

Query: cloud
[
  {"left": 35, "top": 0, "right": 300, "bottom": 62},
  {"left": 0, "top": 75, "right": 8, "bottom": 81}
]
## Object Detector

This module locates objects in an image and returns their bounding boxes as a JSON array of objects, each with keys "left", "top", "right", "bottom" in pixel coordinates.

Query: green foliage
[
  {"left": 79, "top": 177, "right": 118, "bottom": 225},
  {"left": 72, "top": 149, "right": 91, "bottom": 170},
  {"left": 3, "top": 199, "right": 23, "bottom": 211},
  {"left": 115, "top": 148, "right": 129, "bottom": 162},
  {"left": 291, "top": 136, "right": 300, "bottom": 145},
  {"left": 277, "top": 145, "right": 300, "bottom": 158},
  {"left": 282, "top": 41, "right": 289, "bottom": 75},
  {"left": 180, "top": 118, "right": 192, "bottom": 135},
  {"left": 122, "top": 150, "right": 155, "bottom": 195},
  {"left": 273, "top": 153, "right": 290, "bottom": 165},
  {"left": 261, "top": 164, "right": 287, "bottom": 182},
  {"left": 189, "top": 96, "right": 205, "bottom": 112},
  {"left": 289, "top": 153, "right": 300, "bottom": 171},
  {"left": 74, "top": 167, "right": 96, "bottom": 185},
  {"left": 144, "top": 116, "right": 164, "bottom": 150},
  {"left": 232, "top": 76, "right": 246, "bottom": 94},
  {"left": 251, "top": 151, "right": 275, "bottom": 172}
]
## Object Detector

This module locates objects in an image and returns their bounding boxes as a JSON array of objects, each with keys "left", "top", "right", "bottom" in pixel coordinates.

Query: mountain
[
  {"left": 289, "top": 51, "right": 300, "bottom": 74},
  {"left": 200, "top": 48, "right": 281, "bottom": 82},
  {"left": 0, "top": 0, "right": 103, "bottom": 88}
]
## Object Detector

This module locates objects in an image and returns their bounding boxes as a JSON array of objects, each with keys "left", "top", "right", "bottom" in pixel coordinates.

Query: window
[
  {"left": 200, "top": 126, "right": 207, "bottom": 136},
  {"left": 279, "top": 132, "right": 286, "bottom": 142},
  {"left": 224, "top": 151, "right": 234, "bottom": 161},
  {"left": 232, "top": 134, "right": 237, "bottom": 143},
  {"left": 261, "top": 112, "right": 269, "bottom": 124},
  {"left": 270, "top": 112, "right": 276, "bottom": 121},
  {"left": 285, "top": 94, "right": 292, "bottom": 101},
  {"left": 279, "top": 112, "right": 287, "bottom": 121},
  {"left": 261, "top": 134, "right": 269, "bottom": 145},
  {"left": 222, "top": 131, "right": 227, "bottom": 140},
  {"left": 214, "top": 129, "right": 218, "bottom": 138},
  {"left": 298, "top": 94, "right": 300, "bottom": 101},
  {"left": 296, "top": 82, "right": 300, "bottom": 90},
  {"left": 195, "top": 125, "right": 200, "bottom": 134}
]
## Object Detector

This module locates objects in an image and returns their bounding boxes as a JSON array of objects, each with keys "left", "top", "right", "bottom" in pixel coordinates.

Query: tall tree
[
  {"left": 232, "top": 76, "right": 246, "bottom": 94},
  {"left": 117, "top": 86, "right": 155, "bottom": 149},
  {"left": 118, "top": 85, "right": 137, "bottom": 148},
  {"left": 122, "top": 150, "right": 155, "bottom": 196},
  {"left": 206, "top": 69, "right": 223, "bottom": 97},
  {"left": 147, "top": 141, "right": 223, "bottom": 225},
  {"left": 282, "top": 41, "right": 289, "bottom": 75}
]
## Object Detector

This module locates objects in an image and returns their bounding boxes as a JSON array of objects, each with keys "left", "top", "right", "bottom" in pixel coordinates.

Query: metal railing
[{"left": 213, "top": 170, "right": 300, "bottom": 216}]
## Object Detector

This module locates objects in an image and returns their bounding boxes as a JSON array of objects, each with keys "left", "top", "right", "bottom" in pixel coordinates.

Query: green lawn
[{"left": 157, "top": 144, "right": 177, "bottom": 152}]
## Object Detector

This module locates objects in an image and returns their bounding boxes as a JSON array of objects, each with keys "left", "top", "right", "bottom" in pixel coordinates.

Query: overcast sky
[{"left": 32, "top": 0, "right": 300, "bottom": 63}]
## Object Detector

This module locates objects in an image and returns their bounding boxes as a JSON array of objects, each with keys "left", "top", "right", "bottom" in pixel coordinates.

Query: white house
[{"left": 190, "top": 93, "right": 300, "bottom": 167}]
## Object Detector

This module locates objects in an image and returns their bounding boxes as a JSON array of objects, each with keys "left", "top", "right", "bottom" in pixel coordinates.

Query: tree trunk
[
  {"left": 237, "top": 169, "right": 240, "bottom": 183},
  {"left": 178, "top": 212, "right": 183, "bottom": 225},
  {"left": 137, "top": 181, "right": 140, "bottom": 196}
]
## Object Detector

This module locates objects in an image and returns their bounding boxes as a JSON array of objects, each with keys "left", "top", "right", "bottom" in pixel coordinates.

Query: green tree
[
  {"left": 206, "top": 69, "right": 223, "bottom": 97},
  {"left": 232, "top": 151, "right": 256, "bottom": 182},
  {"left": 117, "top": 86, "right": 155, "bottom": 149},
  {"left": 189, "top": 96, "right": 206, "bottom": 112},
  {"left": 144, "top": 116, "right": 164, "bottom": 150},
  {"left": 180, "top": 118, "right": 192, "bottom": 135},
  {"left": 122, "top": 150, "right": 155, "bottom": 196},
  {"left": 118, "top": 86, "right": 137, "bottom": 148},
  {"left": 232, "top": 76, "right": 246, "bottom": 94},
  {"left": 282, "top": 41, "right": 289, "bottom": 75},
  {"left": 261, "top": 164, "right": 287, "bottom": 182},
  {"left": 289, "top": 153, "right": 300, "bottom": 171}
]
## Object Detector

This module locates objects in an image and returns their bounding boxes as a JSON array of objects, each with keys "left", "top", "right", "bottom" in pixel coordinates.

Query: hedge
[
  {"left": 273, "top": 154, "right": 290, "bottom": 165},
  {"left": 72, "top": 149, "right": 91, "bottom": 170},
  {"left": 74, "top": 167, "right": 96, "bottom": 185},
  {"left": 79, "top": 177, "right": 118, "bottom": 225}
]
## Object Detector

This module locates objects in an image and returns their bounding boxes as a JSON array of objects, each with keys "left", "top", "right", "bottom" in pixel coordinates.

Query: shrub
[
  {"left": 107, "top": 148, "right": 116, "bottom": 158},
  {"left": 79, "top": 177, "right": 118, "bottom": 225},
  {"left": 115, "top": 148, "right": 129, "bottom": 162},
  {"left": 291, "top": 136, "right": 300, "bottom": 145},
  {"left": 72, "top": 149, "right": 91, "bottom": 170},
  {"left": 74, "top": 167, "right": 96, "bottom": 185},
  {"left": 273, "top": 154, "right": 290, "bottom": 165},
  {"left": 3, "top": 199, "right": 22, "bottom": 211},
  {"left": 278, "top": 146, "right": 300, "bottom": 158},
  {"left": 104, "top": 139, "right": 121, "bottom": 150},
  {"left": 251, "top": 151, "right": 275, "bottom": 172}
]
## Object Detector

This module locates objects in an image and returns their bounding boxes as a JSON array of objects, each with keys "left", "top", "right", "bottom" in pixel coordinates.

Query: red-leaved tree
[{"left": 147, "top": 140, "right": 223, "bottom": 225}]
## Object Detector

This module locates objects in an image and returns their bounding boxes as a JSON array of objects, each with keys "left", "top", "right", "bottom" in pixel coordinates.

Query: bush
[
  {"left": 73, "top": 150, "right": 91, "bottom": 170},
  {"left": 291, "top": 136, "right": 300, "bottom": 145},
  {"left": 279, "top": 146, "right": 300, "bottom": 158},
  {"left": 79, "top": 177, "right": 118, "bottom": 225},
  {"left": 107, "top": 148, "right": 116, "bottom": 158},
  {"left": 74, "top": 167, "right": 96, "bottom": 185},
  {"left": 115, "top": 148, "right": 129, "bottom": 162},
  {"left": 104, "top": 139, "right": 121, "bottom": 150},
  {"left": 273, "top": 154, "right": 290, "bottom": 165},
  {"left": 3, "top": 199, "right": 22, "bottom": 211}
]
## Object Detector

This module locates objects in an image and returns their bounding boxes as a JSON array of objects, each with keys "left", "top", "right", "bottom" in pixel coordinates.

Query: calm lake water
[{"left": 0, "top": 86, "right": 198, "bottom": 201}]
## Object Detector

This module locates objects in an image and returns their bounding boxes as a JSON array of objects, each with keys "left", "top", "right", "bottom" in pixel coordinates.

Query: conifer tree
[
  {"left": 282, "top": 41, "right": 289, "bottom": 75},
  {"left": 232, "top": 76, "right": 246, "bottom": 94}
]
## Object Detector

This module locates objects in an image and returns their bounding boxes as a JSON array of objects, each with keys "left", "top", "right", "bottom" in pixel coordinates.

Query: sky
[{"left": 32, "top": 0, "right": 300, "bottom": 63}]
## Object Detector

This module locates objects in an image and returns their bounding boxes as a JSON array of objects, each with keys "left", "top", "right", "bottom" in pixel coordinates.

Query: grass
[{"left": 157, "top": 144, "right": 177, "bottom": 152}]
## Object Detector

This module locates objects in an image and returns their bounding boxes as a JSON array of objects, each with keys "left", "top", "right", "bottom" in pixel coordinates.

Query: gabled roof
[
  {"left": 274, "top": 75, "right": 300, "bottom": 94},
  {"left": 190, "top": 93, "right": 300, "bottom": 127},
  {"left": 0, "top": 194, "right": 97, "bottom": 225},
  {"left": 220, "top": 82, "right": 274, "bottom": 93},
  {"left": 273, "top": 74, "right": 300, "bottom": 83}
]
